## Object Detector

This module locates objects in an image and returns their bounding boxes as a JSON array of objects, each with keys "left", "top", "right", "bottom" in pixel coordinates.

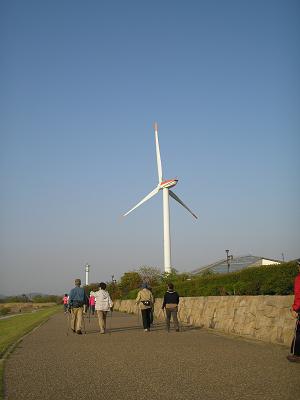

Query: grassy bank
[
  {"left": 0, "top": 305, "right": 60, "bottom": 400},
  {"left": 0, "top": 302, "right": 57, "bottom": 316}
]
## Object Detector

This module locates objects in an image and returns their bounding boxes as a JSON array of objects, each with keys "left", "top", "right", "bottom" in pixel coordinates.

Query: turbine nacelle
[{"left": 159, "top": 179, "right": 178, "bottom": 189}]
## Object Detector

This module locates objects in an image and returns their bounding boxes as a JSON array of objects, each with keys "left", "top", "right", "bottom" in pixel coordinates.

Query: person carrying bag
[
  {"left": 162, "top": 283, "right": 180, "bottom": 332},
  {"left": 136, "top": 283, "right": 154, "bottom": 332}
]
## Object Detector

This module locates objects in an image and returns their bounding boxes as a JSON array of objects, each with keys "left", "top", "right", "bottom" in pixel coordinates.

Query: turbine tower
[{"left": 123, "top": 123, "right": 197, "bottom": 273}]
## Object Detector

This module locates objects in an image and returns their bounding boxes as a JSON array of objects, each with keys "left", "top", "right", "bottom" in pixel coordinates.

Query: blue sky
[{"left": 0, "top": 1, "right": 299, "bottom": 295}]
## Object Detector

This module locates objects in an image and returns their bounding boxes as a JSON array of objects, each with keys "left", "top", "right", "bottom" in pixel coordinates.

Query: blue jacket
[{"left": 68, "top": 286, "right": 87, "bottom": 307}]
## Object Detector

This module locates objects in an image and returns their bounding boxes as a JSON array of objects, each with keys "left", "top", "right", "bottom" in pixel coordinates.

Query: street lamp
[{"left": 225, "top": 250, "right": 233, "bottom": 273}]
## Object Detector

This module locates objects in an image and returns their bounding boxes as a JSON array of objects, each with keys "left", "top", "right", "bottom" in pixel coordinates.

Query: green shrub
[
  {"left": 124, "top": 288, "right": 139, "bottom": 300},
  {"left": 0, "top": 308, "right": 10, "bottom": 316},
  {"left": 121, "top": 261, "right": 298, "bottom": 298}
]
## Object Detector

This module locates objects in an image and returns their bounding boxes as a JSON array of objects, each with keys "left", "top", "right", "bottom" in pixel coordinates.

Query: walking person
[
  {"left": 287, "top": 258, "right": 300, "bottom": 363},
  {"left": 162, "top": 283, "right": 180, "bottom": 332},
  {"left": 68, "top": 279, "right": 88, "bottom": 335},
  {"left": 136, "top": 283, "right": 154, "bottom": 332},
  {"left": 89, "top": 292, "right": 96, "bottom": 316},
  {"left": 148, "top": 286, "right": 155, "bottom": 326},
  {"left": 62, "top": 293, "right": 69, "bottom": 313},
  {"left": 94, "top": 282, "right": 113, "bottom": 334}
]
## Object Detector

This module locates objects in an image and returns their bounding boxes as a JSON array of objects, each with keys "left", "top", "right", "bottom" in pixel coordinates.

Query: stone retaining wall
[{"left": 113, "top": 296, "right": 295, "bottom": 346}]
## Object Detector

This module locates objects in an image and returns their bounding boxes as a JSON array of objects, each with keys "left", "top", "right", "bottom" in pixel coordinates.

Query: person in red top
[
  {"left": 89, "top": 293, "right": 95, "bottom": 315},
  {"left": 287, "top": 258, "right": 300, "bottom": 363},
  {"left": 63, "top": 294, "right": 69, "bottom": 313}
]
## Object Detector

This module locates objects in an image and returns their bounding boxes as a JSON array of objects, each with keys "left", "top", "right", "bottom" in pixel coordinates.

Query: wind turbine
[{"left": 123, "top": 122, "right": 198, "bottom": 274}]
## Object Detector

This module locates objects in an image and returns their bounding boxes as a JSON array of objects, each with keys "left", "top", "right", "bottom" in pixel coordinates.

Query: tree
[
  {"left": 137, "top": 266, "right": 162, "bottom": 287},
  {"left": 84, "top": 283, "right": 99, "bottom": 295},
  {"left": 119, "top": 272, "right": 142, "bottom": 295},
  {"left": 106, "top": 282, "right": 122, "bottom": 300}
]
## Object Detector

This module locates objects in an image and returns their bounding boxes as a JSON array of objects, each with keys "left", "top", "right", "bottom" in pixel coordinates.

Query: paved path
[{"left": 4, "top": 311, "right": 299, "bottom": 400}]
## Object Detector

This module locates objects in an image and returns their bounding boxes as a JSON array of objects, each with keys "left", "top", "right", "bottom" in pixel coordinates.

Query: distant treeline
[
  {"left": 3, "top": 262, "right": 297, "bottom": 304},
  {"left": 0, "top": 294, "right": 62, "bottom": 304},
  {"left": 84, "top": 261, "right": 298, "bottom": 300}
]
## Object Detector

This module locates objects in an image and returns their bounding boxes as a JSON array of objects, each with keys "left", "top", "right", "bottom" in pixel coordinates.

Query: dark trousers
[
  {"left": 150, "top": 308, "right": 154, "bottom": 325},
  {"left": 291, "top": 317, "right": 300, "bottom": 356},
  {"left": 141, "top": 308, "right": 151, "bottom": 329},
  {"left": 165, "top": 308, "right": 179, "bottom": 330}
]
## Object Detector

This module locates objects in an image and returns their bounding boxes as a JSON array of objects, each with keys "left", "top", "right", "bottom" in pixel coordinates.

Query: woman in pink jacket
[{"left": 89, "top": 293, "right": 95, "bottom": 315}]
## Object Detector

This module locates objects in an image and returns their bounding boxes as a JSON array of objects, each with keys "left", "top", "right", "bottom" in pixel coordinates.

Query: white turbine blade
[
  {"left": 123, "top": 186, "right": 160, "bottom": 217},
  {"left": 154, "top": 122, "right": 163, "bottom": 183},
  {"left": 169, "top": 190, "right": 198, "bottom": 219}
]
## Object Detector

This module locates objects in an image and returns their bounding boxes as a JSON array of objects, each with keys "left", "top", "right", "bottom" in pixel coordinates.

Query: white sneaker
[{"left": 144, "top": 329, "right": 148, "bottom": 332}]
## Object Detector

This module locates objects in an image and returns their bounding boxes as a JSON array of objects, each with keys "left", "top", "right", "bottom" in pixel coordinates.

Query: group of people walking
[
  {"left": 66, "top": 279, "right": 180, "bottom": 335},
  {"left": 67, "top": 279, "right": 113, "bottom": 335},
  {"left": 135, "top": 282, "right": 179, "bottom": 332},
  {"left": 65, "top": 259, "right": 300, "bottom": 365}
]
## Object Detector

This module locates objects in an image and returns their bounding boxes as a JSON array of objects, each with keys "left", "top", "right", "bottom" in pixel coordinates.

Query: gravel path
[{"left": 4, "top": 311, "right": 299, "bottom": 400}]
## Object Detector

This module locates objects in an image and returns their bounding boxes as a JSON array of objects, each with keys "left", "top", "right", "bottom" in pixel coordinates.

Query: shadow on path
[{"left": 80, "top": 316, "right": 202, "bottom": 334}]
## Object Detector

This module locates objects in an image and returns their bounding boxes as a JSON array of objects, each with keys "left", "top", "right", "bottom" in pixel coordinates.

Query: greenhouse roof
[{"left": 191, "top": 255, "right": 282, "bottom": 275}]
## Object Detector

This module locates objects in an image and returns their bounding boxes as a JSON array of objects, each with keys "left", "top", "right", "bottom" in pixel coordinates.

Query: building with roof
[{"left": 191, "top": 255, "right": 282, "bottom": 275}]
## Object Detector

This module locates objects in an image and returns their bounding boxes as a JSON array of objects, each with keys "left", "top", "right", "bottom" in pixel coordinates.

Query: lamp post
[
  {"left": 225, "top": 250, "right": 233, "bottom": 273},
  {"left": 85, "top": 263, "right": 90, "bottom": 286}
]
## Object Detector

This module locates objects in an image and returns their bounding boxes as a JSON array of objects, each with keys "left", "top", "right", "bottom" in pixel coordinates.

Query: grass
[
  {"left": 0, "top": 305, "right": 60, "bottom": 356},
  {"left": 0, "top": 302, "right": 57, "bottom": 314},
  {"left": 0, "top": 305, "right": 60, "bottom": 400},
  {"left": 0, "top": 363, "right": 3, "bottom": 400}
]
